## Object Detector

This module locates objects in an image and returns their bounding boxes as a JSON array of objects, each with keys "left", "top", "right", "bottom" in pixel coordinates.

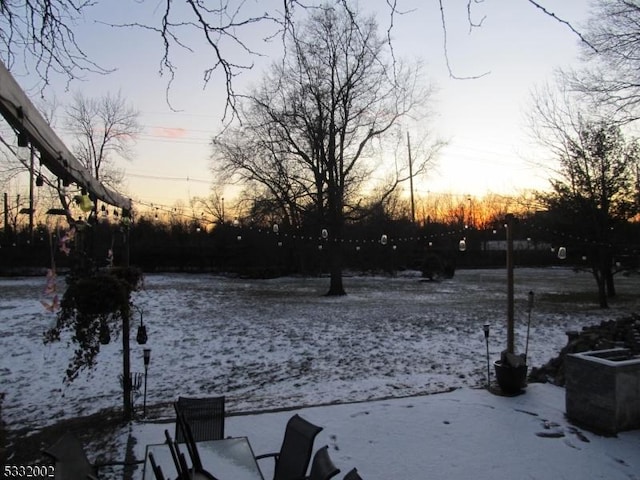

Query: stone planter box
[{"left": 565, "top": 348, "right": 640, "bottom": 434}]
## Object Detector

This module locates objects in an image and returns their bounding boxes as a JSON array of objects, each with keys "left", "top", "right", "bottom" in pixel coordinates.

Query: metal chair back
[
  {"left": 165, "top": 429, "right": 191, "bottom": 480},
  {"left": 175, "top": 395, "right": 225, "bottom": 442},
  {"left": 273, "top": 414, "right": 323, "bottom": 480},
  {"left": 42, "top": 431, "right": 96, "bottom": 480},
  {"left": 308, "top": 445, "right": 340, "bottom": 480},
  {"left": 343, "top": 467, "right": 363, "bottom": 480},
  {"left": 148, "top": 452, "right": 166, "bottom": 480}
]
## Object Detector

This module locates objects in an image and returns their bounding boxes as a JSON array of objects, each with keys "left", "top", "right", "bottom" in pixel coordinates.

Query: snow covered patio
[{"left": 129, "top": 383, "right": 640, "bottom": 480}]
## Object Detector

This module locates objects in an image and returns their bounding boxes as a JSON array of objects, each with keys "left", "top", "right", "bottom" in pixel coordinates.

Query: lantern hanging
[{"left": 17, "top": 132, "right": 29, "bottom": 161}]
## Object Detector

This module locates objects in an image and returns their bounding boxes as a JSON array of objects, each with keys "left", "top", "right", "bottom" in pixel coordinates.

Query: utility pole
[{"left": 407, "top": 132, "right": 415, "bottom": 224}]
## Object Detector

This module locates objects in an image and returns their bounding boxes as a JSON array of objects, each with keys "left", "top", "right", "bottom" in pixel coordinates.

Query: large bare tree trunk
[{"left": 326, "top": 240, "right": 345, "bottom": 296}]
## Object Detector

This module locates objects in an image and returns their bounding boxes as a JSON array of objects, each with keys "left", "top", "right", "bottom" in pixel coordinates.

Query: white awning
[{"left": 0, "top": 60, "right": 132, "bottom": 211}]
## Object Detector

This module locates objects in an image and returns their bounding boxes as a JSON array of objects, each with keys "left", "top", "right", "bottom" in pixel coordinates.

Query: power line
[{"left": 126, "top": 172, "right": 211, "bottom": 184}]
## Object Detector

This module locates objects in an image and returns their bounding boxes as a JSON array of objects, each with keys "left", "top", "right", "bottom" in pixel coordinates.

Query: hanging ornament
[
  {"left": 79, "top": 194, "right": 94, "bottom": 212},
  {"left": 557, "top": 247, "right": 567, "bottom": 260},
  {"left": 136, "top": 323, "right": 148, "bottom": 345}
]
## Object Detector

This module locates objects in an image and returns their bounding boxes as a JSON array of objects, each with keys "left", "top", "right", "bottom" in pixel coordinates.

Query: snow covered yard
[{"left": 2, "top": 267, "right": 640, "bottom": 479}]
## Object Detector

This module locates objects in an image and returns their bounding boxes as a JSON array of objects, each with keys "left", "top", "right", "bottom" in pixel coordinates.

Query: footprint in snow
[
  {"left": 563, "top": 438, "right": 580, "bottom": 450},
  {"left": 535, "top": 429, "right": 565, "bottom": 438},
  {"left": 567, "top": 426, "right": 590, "bottom": 443},
  {"left": 350, "top": 411, "right": 370, "bottom": 418}
]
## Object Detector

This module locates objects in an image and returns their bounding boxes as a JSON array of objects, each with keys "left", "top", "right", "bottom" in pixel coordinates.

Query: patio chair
[
  {"left": 342, "top": 468, "right": 363, "bottom": 480},
  {"left": 164, "top": 429, "right": 191, "bottom": 480},
  {"left": 307, "top": 446, "right": 340, "bottom": 480},
  {"left": 165, "top": 427, "right": 218, "bottom": 480},
  {"left": 148, "top": 452, "right": 166, "bottom": 480},
  {"left": 43, "top": 431, "right": 144, "bottom": 480},
  {"left": 255, "top": 414, "right": 323, "bottom": 480},
  {"left": 174, "top": 395, "right": 225, "bottom": 443}
]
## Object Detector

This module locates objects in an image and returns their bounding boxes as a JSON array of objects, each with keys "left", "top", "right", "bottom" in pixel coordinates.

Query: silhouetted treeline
[{"left": 3, "top": 211, "right": 639, "bottom": 277}]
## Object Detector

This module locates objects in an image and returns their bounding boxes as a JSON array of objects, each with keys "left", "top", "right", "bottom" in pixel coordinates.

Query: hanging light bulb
[
  {"left": 321, "top": 228, "right": 328, "bottom": 239},
  {"left": 380, "top": 234, "right": 388, "bottom": 245},
  {"left": 557, "top": 246, "right": 567, "bottom": 260},
  {"left": 459, "top": 239, "right": 467, "bottom": 251},
  {"left": 16, "top": 132, "right": 29, "bottom": 161},
  {"left": 273, "top": 224, "right": 279, "bottom": 234}
]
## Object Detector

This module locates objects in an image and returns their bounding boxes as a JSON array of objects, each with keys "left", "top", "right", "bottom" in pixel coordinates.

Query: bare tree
[
  {"left": 0, "top": 0, "right": 111, "bottom": 89},
  {"left": 529, "top": 84, "right": 640, "bottom": 307},
  {"left": 438, "top": 0, "right": 593, "bottom": 79},
  {"left": 65, "top": 91, "right": 141, "bottom": 194},
  {"left": 1, "top": 1, "right": 593, "bottom": 118},
  {"left": 566, "top": 0, "right": 640, "bottom": 123},
  {"left": 213, "top": 4, "right": 435, "bottom": 295}
]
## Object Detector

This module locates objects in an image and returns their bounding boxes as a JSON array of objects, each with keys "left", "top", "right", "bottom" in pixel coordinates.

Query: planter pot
[
  {"left": 565, "top": 348, "right": 640, "bottom": 434},
  {"left": 494, "top": 360, "right": 527, "bottom": 394}
]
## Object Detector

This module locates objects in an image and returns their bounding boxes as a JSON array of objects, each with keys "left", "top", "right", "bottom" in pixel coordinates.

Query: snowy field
[
  {"left": 3, "top": 267, "right": 640, "bottom": 479},
  {"left": 2, "top": 267, "right": 640, "bottom": 433}
]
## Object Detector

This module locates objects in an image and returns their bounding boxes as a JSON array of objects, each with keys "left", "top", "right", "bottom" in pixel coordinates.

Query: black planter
[{"left": 494, "top": 360, "right": 527, "bottom": 394}]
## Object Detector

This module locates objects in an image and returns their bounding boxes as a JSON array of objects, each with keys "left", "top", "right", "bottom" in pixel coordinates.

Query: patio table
[{"left": 143, "top": 436, "right": 264, "bottom": 480}]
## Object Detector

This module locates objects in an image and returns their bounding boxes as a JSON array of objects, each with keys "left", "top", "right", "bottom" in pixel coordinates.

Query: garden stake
[{"left": 524, "top": 291, "right": 534, "bottom": 363}]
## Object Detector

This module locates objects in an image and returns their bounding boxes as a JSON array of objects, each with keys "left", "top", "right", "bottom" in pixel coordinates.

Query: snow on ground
[{"left": 2, "top": 267, "right": 640, "bottom": 479}]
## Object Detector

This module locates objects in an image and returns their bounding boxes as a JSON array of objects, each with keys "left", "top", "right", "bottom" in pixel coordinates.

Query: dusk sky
[{"left": 8, "top": 0, "right": 592, "bottom": 210}]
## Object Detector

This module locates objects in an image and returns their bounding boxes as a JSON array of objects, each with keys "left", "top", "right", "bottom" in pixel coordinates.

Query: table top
[{"left": 143, "top": 436, "right": 264, "bottom": 480}]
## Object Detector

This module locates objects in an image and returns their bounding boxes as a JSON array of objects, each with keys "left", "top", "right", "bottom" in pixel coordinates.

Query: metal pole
[
  {"left": 524, "top": 291, "right": 534, "bottom": 362},
  {"left": 506, "top": 214, "right": 515, "bottom": 354},
  {"left": 483, "top": 323, "right": 490, "bottom": 389},
  {"left": 143, "top": 348, "right": 151, "bottom": 418},
  {"left": 123, "top": 311, "right": 131, "bottom": 420},
  {"left": 143, "top": 365, "right": 148, "bottom": 417},
  {"left": 28, "top": 146, "right": 34, "bottom": 242}
]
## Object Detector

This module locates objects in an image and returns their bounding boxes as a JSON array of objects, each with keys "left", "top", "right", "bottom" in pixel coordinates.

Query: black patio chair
[
  {"left": 148, "top": 452, "right": 166, "bottom": 480},
  {"left": 307, "top": 446, "right": 340, "bottom": 480},
  {"left": 174, "top": 395, "right": 225, "bottom": 443},
  {"left": 342, "top": 468, "right": 363, "bottom": 480},
  {"left": 255, "top": 413, "right": 323, "bottom": 480},
  {"left": 164, "top": 429, "right": 191, "bottom": 480},
  {"left": 43, "top": 431, "right": 144, "bottom": 480},
  {"left": 166, "top": 426, "right": 218, "bottom": 480}
]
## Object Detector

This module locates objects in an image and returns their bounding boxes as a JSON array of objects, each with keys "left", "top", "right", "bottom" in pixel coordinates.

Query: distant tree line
[{"left": 2, "top": 206, "right": 639, "bottom": 281}]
